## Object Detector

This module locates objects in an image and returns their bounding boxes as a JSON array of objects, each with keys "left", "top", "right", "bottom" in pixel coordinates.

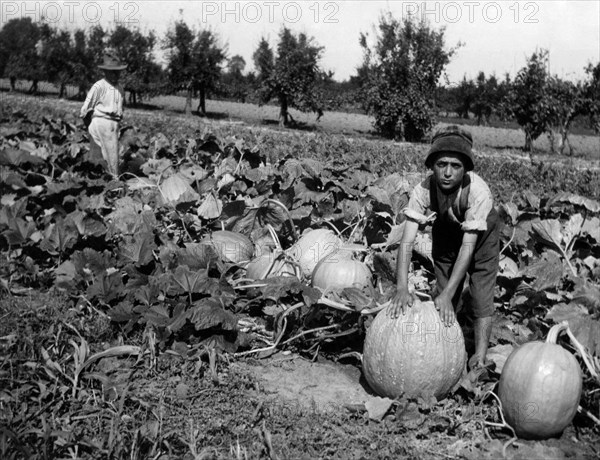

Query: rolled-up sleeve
[
  {"left": 461, "top": 175, "right": 493, "bottom": 231},
  {"left": 403, "top": 179, "right": 435, "bottom": 224}
]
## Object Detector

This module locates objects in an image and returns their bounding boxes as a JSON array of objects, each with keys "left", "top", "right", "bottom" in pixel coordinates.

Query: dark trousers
[{"left": 431, "top": 208, "right": 500, "bottom": 318}]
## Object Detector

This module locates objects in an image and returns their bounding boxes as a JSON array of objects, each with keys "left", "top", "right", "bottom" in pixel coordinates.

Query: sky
[{"left": 4, "top": 1, "right": 599, "bottom": 83}]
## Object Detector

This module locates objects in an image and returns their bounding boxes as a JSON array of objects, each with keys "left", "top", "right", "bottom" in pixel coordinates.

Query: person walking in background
[
  {"left": 80, "top": 52, "right": 126, "bottom": 178},
  {"left": 387, "top": 125, "right": 500, "bottom": 371}
]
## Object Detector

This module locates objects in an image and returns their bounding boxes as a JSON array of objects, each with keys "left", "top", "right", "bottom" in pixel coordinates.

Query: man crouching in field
[
  {"left": 80, "top": 52, "right": 126, "bottom": 178},
  {"left": 387, "top": 125, "right": 500, "bottom": 371}
]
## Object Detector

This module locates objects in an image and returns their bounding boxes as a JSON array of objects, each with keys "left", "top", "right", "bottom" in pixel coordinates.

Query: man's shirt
[
  {"left": 80, "top": 79, "right": 124, "bottom": 122},
  {"left": 404, "top": 172, "right": 494, "bottom": 232}
]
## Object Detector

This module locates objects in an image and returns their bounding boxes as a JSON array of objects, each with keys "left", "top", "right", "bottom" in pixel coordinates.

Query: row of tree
[{"left": 1, "top": 15, "right": 598, "bottom": 151}]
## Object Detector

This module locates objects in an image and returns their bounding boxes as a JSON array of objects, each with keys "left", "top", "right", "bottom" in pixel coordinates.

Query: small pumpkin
[
  {"left": 311, "top": 252, "right": 372, "bottom": 291},
  {"left": 498, "top": 322, "right": 582, "bottom": 439},
  {"left": 362, "top": 299, "right": 466, "bottom": 400},
  {"left": 205, "top": 230, "right": 254, "bottom": 264},
  {"left": 286, "top": 228, "right": 342, "bottom": 277}
]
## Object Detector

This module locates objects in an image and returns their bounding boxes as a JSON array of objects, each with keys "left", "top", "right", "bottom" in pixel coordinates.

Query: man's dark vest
[{"left": 429, "top": 173, "right": 471, "bottom": 223}]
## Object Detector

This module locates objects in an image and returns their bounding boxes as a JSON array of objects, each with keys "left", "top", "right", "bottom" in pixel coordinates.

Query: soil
[{"left": 235, "top": 353, "right": 372, "bottom": 412}]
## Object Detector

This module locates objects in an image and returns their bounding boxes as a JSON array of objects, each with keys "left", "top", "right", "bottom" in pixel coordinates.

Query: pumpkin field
[{"left": 1, "top": 92, "right": 599, "bottom": 459}]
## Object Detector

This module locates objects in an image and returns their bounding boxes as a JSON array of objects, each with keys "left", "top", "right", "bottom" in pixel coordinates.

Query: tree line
[{"left": 1, "top": 15, "right": 598, "bottom": 152}]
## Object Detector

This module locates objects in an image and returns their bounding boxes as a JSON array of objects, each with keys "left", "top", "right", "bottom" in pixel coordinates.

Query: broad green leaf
[
  {"left": 523, "top": 191, "right": 540, "bottom": 210},
  {"left": 562, "top": 213, "right": 583, "bottom": 248},
  {"left": 119, "top": 232, "right": 156, "bottom": 266},
  {"left": 170, "top": 266, "right": 210, "bottom": 295},
  {"left": 546, "top": 302, "right": 600, "bottom": 356},
  {"left": 133, "top": 284, "right": 161, "bottom": 306},
  {"left": 197, "top": 192, "right": 223, "bottom": 220},
  {"left": 549, "top": 192, "right": 600, "bottom": 213},
  {"left": 107, "top": 301, "right": 138, "bottom": 323},
  {"left": 106, "top": 197, "right": 157, "bottom": 235},
  {"left": 186, "top": 299, "right": 237, "bottom": 332},
  {"left": 160, "top": 173, "right": 199, "bottom": 204},
  {"left": 54, "top": 261, "right": 77, "bottom": 290},
  {"left": 145, "top": 305, "right": 171, "bottom": 327},
  {"left": 301, "top": 158, "right": 324, "bottom": 178},
  {"left": 39, "top": 219, "right": 79, "bottom": 255},
  {"left": 1, "top": 217, "right": 36, "bottom": 246},
  {"left": 531, "top": 219, "right": 562, "bottom": 250},
  {"left": 87, "top": 271, "right": 124, "bottom": 303},
  {"left": 68, "top": 211, "right": 106, "bottom": 238},
  {"left": 581, "top": 217, "right": 600, "bottom": 242},
  {"left": 524, "top": 250, "right": 563, "bottom": 291}
]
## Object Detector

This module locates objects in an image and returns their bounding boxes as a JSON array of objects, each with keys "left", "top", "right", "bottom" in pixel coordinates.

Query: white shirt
[
  {"left": 404, "top": 172, "right": 494, "bottom": 231},
  {"left": 80, "top": 79, "right": 124, "bottom": 122}
]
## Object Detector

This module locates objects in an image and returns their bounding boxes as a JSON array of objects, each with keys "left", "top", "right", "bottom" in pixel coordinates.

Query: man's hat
[
  {"left": 425, "top": 125, "right": 474, "bottom": 171},
  {"left": 98, "top": 52, "right": 127, "bottom": 71}
]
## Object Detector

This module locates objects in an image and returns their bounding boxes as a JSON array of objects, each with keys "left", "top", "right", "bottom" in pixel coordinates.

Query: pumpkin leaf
[
  {"left": 486, "top": 344, "right": 514, "bottom": 374},
  {"left": 197, "top": 192, "right": 223, "bottom": 220},
  {"left": 531, "top": 219, "right": 562, "bottom": 250},
  {"left": 548, "top": 192, "right": 600, "bottom": 213},
  {"left": 119, "top": 232, "right": 156, "bottom": 266},
  {"left": 523, "top": 251, "right": 563, "bottom": 292},
  {"left": 364, "top": 396, "right": 395, "bottom": 422},
  {"left": 170, "top": 266, "right": 210, "bottom": 295},
  {"left": 545, "top": 303, "right": 600, "bottom": 356}
]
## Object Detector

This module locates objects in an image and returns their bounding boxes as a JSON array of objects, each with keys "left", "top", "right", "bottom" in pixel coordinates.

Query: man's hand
[
  {"left": 434, "top": 292, "right": 455, "bottom": 326},
  {"left": 387, "top": 287, "right": 414, "bottom": 319},
  {"left": 82, "top": 111, "right": 93, "bottom": 128}
]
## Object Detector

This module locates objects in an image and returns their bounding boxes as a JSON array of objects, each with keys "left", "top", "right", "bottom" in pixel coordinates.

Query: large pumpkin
[
  {"left": 245, "top": 252, "right": 298, "bottom": 280},
  {"left": 285, "top": 229, "right": 342, "bottom": 277},
  {"left": 311, "top": 252, "right": 372, "bottom": 291},
  {"left": 363, "top": 300, "right": 466, "bottom": 399},
  {"left": 205, "top": 230, "right": 254, "bottom": 264},
  {"left": 498, "top": 323, "right": 582, "bottom": 439}
]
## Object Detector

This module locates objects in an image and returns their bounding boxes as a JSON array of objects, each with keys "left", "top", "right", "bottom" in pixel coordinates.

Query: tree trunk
[
  {"left": 197, "top": 86, "right": 206, "bottom": 116},
  {"left": 524, "top": 131, "right": 532, "bottom": 152},
  {"left": 59, "top": 82, "right": 66, "bottom": 99},
  {"left": 29, "top": 80, "right": 38, "bottom": 94},
  {"left": 10, "top": 77, "right": 16, "bottom": 91},
  {"left": 184, "top": 83, "right": 193, "bottom": 115},
  {"left": 279, "top": 95, "right": 289, "bottom": 126}
]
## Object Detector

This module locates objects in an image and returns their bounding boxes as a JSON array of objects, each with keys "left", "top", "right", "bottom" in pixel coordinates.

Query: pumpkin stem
[
  {"left": 547, "top": 321, "right": 599, "bottom": 384},
  {"left": 266, "top": 224, "right": 283, "bottom": 251},
  {"left": 546, "top": 321, "right": 570, "bottom": 344},
  {"left": 254, "top": 199, "right": 298, "bottom": 242},
  {"left": 322, "top": 220, "right": 343, "bottom": 238}
]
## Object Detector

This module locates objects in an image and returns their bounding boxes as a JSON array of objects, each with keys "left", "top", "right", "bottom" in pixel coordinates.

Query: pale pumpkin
[
  {"left": 498, "top": 323, "right": 582, "bottom": 439},
  {"left": 245, "top": 252, "right": 298, "bottom": 280},
  {"left": 362, "top": 300, "right": 466, "bottom": 399},
  {"left": 285, "top": 229, "right": 342, "bottom": 277},
  {"left": 205, "top": 230, "right": 254, "bottom": 264},
  {"left": 311, "top": 252, "right": 372, "bottom": 291}
]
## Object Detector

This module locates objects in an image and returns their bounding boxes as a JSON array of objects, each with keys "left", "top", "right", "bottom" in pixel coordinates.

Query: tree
[
  {"left": 37, "top": 24, "right": 74, "bottom": 98},
  {"left": 253, "top": 28, "right": 325, "bottom": 126},
  {"left": 583, "top": 62, "right": 600, "bottom": 133},
  {"left": 108, "top": 25, "right": 161, "bottom": 105},
  {"left": 163, "top": 20, "right": 196, "bottom": 114},
  {"left": 452, "top": 76, "right": 476, "bottom": 119},
  {"left": 506, "top": 49, "right": 553, "bottom": 151},
  {"left": 221, "top": 55, "right": 251, "bottom": 102},
  {"left": 164, "top": 20, "right": 226, "bottom": 115},
  {"left": 190, "top": 30, "right": 227, "bottom": 114},
  {"left": 0, "top": 17, "right": 42, "bottom": 92},
  {"left": 358, "top": 14, "right": 457, "bottom": 141},
  {"left": 546, "top": 77, "right": 587, "bottom": 155}
]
